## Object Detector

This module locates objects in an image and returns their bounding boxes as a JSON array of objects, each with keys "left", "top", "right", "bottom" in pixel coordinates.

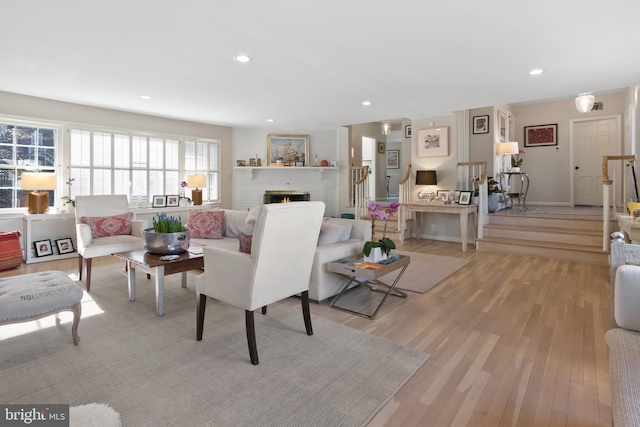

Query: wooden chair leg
[
  {"left": 196, "top": 293, "right": 206, "bottom": 341},
  {"left": 301, "top": 290, "right": 313, "bottom": 336},
  {"left": 78, "top": 255, "right": 83, "bottom": 281},
  {"left": 85, "top": 258, "right": 92, "bottom": 292},
  {"left": 261, "top": 306, "right": 267, "bottom": 315},
  {"left": 245, "top": 310, "right": 259, "bottom": 365},
  {"left": 71, "top": 302, "right": 82, "bottom": 345}
]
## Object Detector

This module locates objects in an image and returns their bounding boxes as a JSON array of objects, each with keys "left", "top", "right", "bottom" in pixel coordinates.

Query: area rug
[
  {"left": 384, "top": 251, "right": 472, "bottom": 294},
  {"left": 70, "top": 403, "right": 122, "bottom": 427},
  {"left": 0, "top": 265, "right": 428, "bottom": 427}
]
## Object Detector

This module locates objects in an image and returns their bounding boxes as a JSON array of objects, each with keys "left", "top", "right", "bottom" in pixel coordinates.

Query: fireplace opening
[{"left": 263, "top": 190, "right": 310, "bottom": 204}]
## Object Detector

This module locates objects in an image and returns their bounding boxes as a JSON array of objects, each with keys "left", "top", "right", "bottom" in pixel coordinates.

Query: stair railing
[
  {"left": 351, "top": 166, "right": 369, "bottom": 220},
  {"left": 397, "top": 163, "right": 412, "bottom": 232},
  {"left": 458, "top": 161, "right": 487, "bottom": 240},
  {"left": 602, "top": 155, "right": 635, "bottom": 250}
]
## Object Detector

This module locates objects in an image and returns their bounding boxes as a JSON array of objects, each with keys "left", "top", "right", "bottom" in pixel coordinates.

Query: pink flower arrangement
[{"left": 363, "top": 201, "right": 399, "bottom": 257}]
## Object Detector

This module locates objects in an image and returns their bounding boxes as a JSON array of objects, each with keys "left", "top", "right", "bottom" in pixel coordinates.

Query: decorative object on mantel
[
  {"left": 144, "top": 213, "right": 190, "bottom": 255},
  {"left": 267, "top": 134, "right": 309, "bottom": 166},
  {"left": 363, "top": 201, "right": 398, "bottom": 262},
  {"left": 187, "top": 175, "right": 206, "bottom": 205},
  {"left": 237, "top": 160, "right": 246, "bottom": 167}
]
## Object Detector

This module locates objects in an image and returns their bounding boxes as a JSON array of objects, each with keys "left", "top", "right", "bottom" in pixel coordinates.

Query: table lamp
[
  {"left": 21, "top": 172, "right": 57, "bottom": 214},
  {"left": 499, "top": 142, "right": 519, "bottom": 171},
  {"left": 187, "top": 175, "right": 206, "bottom": 205},
  {"left": 415, "top": 170, "right": 437, "bottom": 200}
]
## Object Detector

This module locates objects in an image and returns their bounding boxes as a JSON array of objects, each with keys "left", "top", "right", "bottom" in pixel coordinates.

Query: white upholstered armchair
[
  {"left": 196, "top": 201, "right": 325, "bottom": 365},
  {"left": 75, "top": 195, "right": 148, "bottom": 291}
]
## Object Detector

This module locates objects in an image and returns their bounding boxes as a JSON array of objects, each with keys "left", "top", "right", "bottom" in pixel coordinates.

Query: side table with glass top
[
  {"left": 327, "top": 253, "right": 410, "bottom": 319},
  {"left": 501, "top": 171, "right": 530, "bottom": 211}
]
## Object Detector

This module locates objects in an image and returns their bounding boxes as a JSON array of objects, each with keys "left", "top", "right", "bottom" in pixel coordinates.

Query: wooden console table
[{"left": 399, "top": 202, "right": 477, "bottom": 252}]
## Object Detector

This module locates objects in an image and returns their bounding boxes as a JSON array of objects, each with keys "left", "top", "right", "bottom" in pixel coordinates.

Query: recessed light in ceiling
[
  {"left": 362, "top": 101, "right": 372, "bottom": 106},
  {"left": 234, "top": 55, "right": 252, "bottom": 63},
  {"left": 529, "top": 69, "right": 544, "bottom": 75},
  {"left": 140, "top": 95, "right": 151, "bottom": 100},
  {"left": 266, "top": 119, "right": 274, "bottom": 122}
]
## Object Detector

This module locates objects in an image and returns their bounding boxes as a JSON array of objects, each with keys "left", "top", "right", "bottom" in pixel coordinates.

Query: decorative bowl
[{"left": 144, "top": 228, "right": 190, "bottom": 255}]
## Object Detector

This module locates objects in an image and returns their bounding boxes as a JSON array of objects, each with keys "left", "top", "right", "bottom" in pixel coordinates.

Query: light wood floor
[{"left": 1, "top": 241, "right": 612, "bottom": 427}]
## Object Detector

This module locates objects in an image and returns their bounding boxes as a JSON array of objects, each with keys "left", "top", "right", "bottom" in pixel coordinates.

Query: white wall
[{"left": 233, "top": 127, "right": 340, "bottom": 216}]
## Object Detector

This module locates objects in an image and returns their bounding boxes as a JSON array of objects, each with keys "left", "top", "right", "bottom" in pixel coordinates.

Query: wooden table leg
[{"left": 460, "top": 210, "right": 468, "bottom": 253}]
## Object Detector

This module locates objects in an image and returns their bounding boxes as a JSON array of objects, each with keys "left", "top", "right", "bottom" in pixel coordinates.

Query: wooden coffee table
[
  {"left": 327, "top": 253, "right": 410, "bottom": 319},
  {"left": 112, "top": 245, "right": 204, "bottom": 316}
]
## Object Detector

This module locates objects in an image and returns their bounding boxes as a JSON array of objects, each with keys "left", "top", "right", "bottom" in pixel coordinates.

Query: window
[
  {"left": 68, "top": 128, "right": 220, "bottom": 204},
  {"left": 0, "top": 119, "right": 60, "bottom": 209}
]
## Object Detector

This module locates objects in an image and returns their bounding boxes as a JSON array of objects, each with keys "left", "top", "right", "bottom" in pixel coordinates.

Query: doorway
[
  {"left": 572, "top": 116, "right": 621, "bottom": 206},
  {"left": 362, "top": 136, "right": 376, "bottom": 199}
]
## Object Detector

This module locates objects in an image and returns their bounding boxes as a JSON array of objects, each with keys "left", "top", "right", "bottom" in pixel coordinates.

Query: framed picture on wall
[
  {"left": 267, "top": 134, "right": 309, "bottom": 166},
  {"left": 472, "top": 115, "right": 489, "bottom": 134},
  {"left": 377, "top": 141, "right": 385, "bottom": 154},
  {"left": 524, "top": 124, "right": 558, "bottom": 147},
  {"left": 404, "top": 125, "right": 412, "bottom": 138},
  {"left": 386, "top": 150, "right": 399, "bottom": 168},
  {"left": 417, "top": 127, "right": 448, "bottom": 157}
]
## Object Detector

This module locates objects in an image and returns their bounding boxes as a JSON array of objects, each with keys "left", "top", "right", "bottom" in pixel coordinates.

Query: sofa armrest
[
  {"left": 615, "top": 265, "right": 640, "bottom": 332},
  {"left": 326, "top": 218, "right": 371, "bottom": 241},
  {"left": 75, "top": 223, "right": 93, "bottom": 251}
]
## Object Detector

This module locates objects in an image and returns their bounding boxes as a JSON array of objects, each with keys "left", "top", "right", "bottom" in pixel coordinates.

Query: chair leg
[
  {"left": 261, "top": 306, "right": 267, "bottom": 315},
  {"left": 196, "top": 293, "right": 206, "bottom": 341},
  {"left": 85, "top": 258, "right": 92, "bottom": 292},
  {"left": 245, "top": 310, "right": 259, "bottom": 365},
  {"left": 301, "top": 290, "right": 313, "bottom": 336},
  {"left": 78, "top": 255, "right": 83, "bottom": 281}
]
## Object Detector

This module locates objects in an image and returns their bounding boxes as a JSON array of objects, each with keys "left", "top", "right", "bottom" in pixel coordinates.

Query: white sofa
[{"left": 190, "top": 208, "right": 372, "bottom": 302}]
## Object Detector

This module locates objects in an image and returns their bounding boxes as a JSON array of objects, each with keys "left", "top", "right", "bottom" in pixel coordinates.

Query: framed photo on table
[
  {"left": 458, "top": 191, "right": 473, "bottom": 205},
  {"left": 525, "top": 124, "right": 558, "bottom": 147},
  {"left": 152, "top": 195, "right": 167, "bottom": 208},
  {"left": 34, "top": 239, "right": 53, "bottom": 257},
  {"left": 166, "top": 195, "right": 179, "bottom": 207},
  {"left": 55, "top": 238, "right": 75, "bottom": 254}
]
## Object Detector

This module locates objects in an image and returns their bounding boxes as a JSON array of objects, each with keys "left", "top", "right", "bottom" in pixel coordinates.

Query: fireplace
[{"left": 263, "top": 190, "right": 310, "bottom": 204}]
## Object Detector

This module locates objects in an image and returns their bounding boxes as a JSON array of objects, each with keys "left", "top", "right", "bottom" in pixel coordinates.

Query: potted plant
[
  {"left": 61, "top": 175, "right": 75, "bottom": 212},
  {"left": 511, "top": 148, "right": 525, "bottom": 172},
  {"left": 144, "top": 213, "right": 191, "bottom": 254},
  {"left": 363, "top": 201, "right": 398, "bottom": 262}
]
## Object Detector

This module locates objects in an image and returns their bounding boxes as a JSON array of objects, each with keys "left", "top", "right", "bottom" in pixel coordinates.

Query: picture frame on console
[
  {"left": 34, "top": 239, "right": 53, "bottom": 257},
  {"left": 267, "top": 134, "right": 309, "bottom": 167},
  {"left": 152, "top": 195, "right": 167, "bottom": 208},
  {"left": 458, "top": 191, "right": 472, "bottom": 205},
  {"left": 55, "top": 238, "right": 75, "bottom": 254}
]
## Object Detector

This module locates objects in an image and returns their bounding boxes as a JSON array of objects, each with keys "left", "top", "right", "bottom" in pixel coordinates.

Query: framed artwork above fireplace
[{"left": 267, "top": 134, "right": 309, "bottom": 166}]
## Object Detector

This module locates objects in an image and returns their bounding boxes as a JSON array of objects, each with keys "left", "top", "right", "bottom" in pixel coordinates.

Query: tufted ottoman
[{"left": 0, "top": 271, "right": 83, "bottom": 345}]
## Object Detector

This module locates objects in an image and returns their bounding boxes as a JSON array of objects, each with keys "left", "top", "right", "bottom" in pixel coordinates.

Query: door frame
[{"left": 569, "top": 114, "right": 622, "bottom": 206}]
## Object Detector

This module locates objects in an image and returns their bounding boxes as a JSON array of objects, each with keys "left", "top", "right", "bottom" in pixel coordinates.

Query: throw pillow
[
  {"left": 81, "top": 212, "right": 133, "bottom": 238},
  {"left": 224, "top": 210, "right": 250, "bottom": 238},
  {"left": 187, "top": 209, "right": 224, "bottom": 239},
  {"left": 238, "top": 231, "right": 253, "bottom": 254},
  {"left": 0, "top": 231, "right": 23, "bottom": 271},
  {"left": 246, "top": 205, "right": 261, "bottom": 224},
  {"left": 317, "top": 221, "right": 353, "bottom": 246}
]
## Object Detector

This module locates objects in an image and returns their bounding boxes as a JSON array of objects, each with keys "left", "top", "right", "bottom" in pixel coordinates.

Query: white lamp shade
[
  {"left": 499, "top": 142, "right": 519, "bottom": 155},
  {"left": 187, "top": 175, "right": 206, "bottom": 188},
  {"left": 21, "top": 172, "right": 57, "bottom": 190},
  {"left": 575, "top": 95, "right": 595, "bottom": 113}
]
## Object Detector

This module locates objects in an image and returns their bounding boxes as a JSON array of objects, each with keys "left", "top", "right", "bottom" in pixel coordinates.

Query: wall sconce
[
  {"left": 381, "top": 121, "right": 391, "bottom": 136},
  {"left": 187, "top": 175, "right": 206, "bottom": 205},
  {"left": 21, "top": 172, "right": 57, "bottom": 214},
  {"left": 415, "top": 170, "right": 437, "bottom": 200},
  {"left": 575, "top": 94, "right": 603, "bottom": 113}
]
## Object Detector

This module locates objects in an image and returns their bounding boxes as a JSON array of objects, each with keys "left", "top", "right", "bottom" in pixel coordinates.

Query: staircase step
[
  {"left": 483, "top": 224, "right": 602, "bottom": 246},
  {"left": 488, "top": 212, "right": 616, "bottom": 231},
  {"left": 477, "top": 237, "right": 609, "bottom": 265}
]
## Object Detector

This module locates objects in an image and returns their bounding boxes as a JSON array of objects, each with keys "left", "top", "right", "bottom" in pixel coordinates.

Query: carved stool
[{"left": 0, "top": 271, "right": 83, "bottom": 345}]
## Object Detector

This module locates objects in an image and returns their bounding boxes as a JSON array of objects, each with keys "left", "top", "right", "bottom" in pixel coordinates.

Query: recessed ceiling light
[
  {"left": 234, "top": 55, "right": 252, "bottom": 63},
  {"left": 140, "top": 95, "right": 151, "bottom": 100},
  {"left": 266, "top": 119, "right": 274, "bottom": 122},
  {"left": 529, "top": 69, "right": 544, "bottom": 75},
  {"left": 362, "top": 101, "right": 372, "bottom": 106}
]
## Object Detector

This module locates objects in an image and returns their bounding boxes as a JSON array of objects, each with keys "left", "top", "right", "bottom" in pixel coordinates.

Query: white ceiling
[{"left": 3, "top": 0, "right": 640, "bottom": 129}]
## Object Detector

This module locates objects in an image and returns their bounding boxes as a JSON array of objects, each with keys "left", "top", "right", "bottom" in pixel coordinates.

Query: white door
[{"left": 574, "top": 118, "right": 619, "bottom": 206}]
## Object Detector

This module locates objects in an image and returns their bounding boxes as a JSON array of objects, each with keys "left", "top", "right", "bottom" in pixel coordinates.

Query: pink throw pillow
[
  {"left": 187, "top": 210, "right": 224, "bottom": 239},
  {"left": 238, "top": 231, "right": 252, "bottom": 254},
  {"left": 81, "top": 212, "right": 133, "bottom": 238}
]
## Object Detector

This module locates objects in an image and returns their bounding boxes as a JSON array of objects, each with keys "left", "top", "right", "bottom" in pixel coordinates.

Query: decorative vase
[
  {"left": 64, "top": 204, "right": 75, "bottom": 213},
  {"left": 364, "top": 247, "right": 388, "bottom": 263},
  {"left": 488, "top": 193, "right": 499, "bottom": 213},
  {"left": 472, "top": 196, "right": 479, "bottom": 205},
  {"left": 144, "top": 228, "right": 191, "bottom": 255},
  {"left": 179, "top": 198, "right": 189, "bottom": 207},
  {"left": 511, "top": 167, "right": 520, "bottom": 172}
]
